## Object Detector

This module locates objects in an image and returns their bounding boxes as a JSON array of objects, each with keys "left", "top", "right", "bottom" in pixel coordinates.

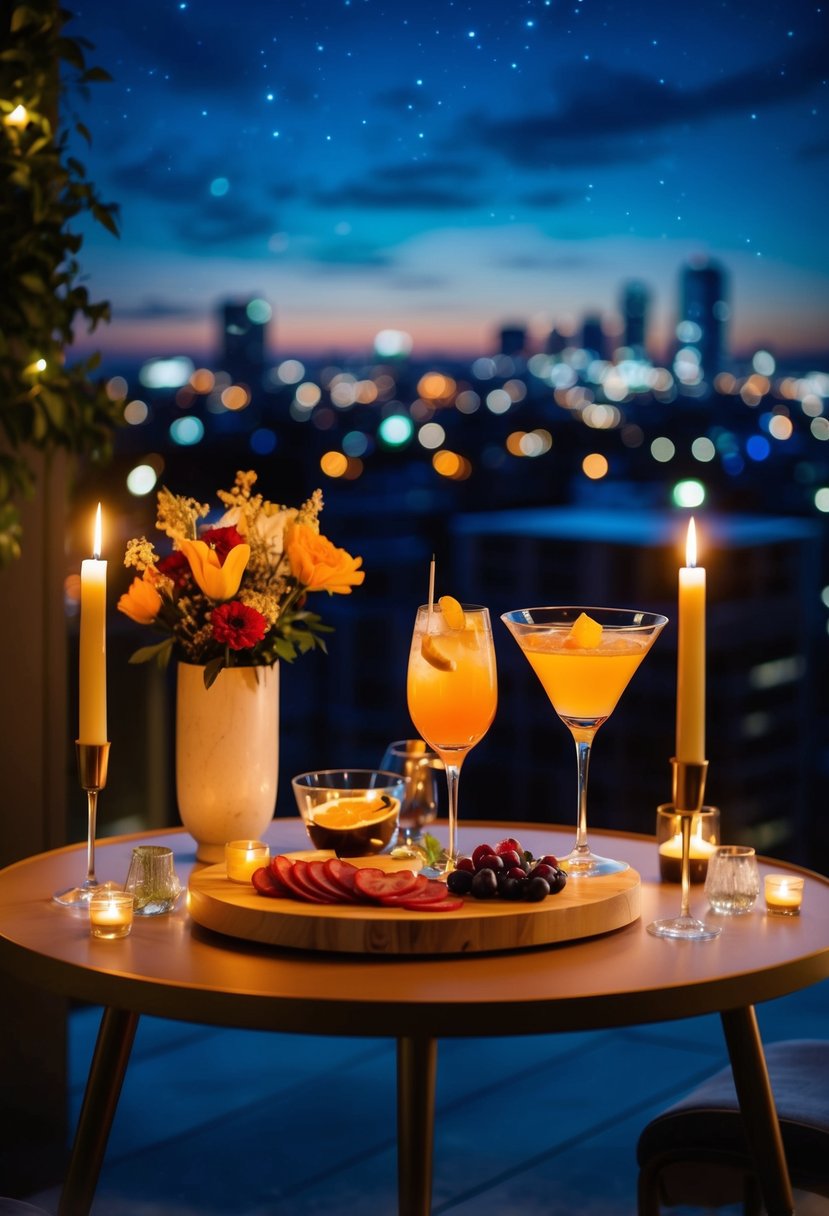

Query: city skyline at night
[{"left": 66, "top": 0, "right": 829, "bottom": 366}]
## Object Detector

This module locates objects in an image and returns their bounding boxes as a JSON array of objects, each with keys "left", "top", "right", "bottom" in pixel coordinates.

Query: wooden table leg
[
  {"left": 720, "top": 1005, "right": 794, "bottom": 1216},
  {"left": 397, "top": 1035, "right": 437, "bottom": 1216},
  {"left": 58, "top": 1006, "right": 139, "bottom": 1216}
]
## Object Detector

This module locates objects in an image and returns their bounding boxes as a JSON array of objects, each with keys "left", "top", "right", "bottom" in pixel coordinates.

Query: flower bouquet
[{"left": 118, "top": 469, "right": 364, "bottom": 687}]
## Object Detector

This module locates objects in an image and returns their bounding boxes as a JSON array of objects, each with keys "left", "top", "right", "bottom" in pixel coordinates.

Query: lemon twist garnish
[
  {"left": 421, "top": 634, "right": 456, "bottom": 671},
  {"left": 563, "top": 611, "right": 603, "bottom": 650},
  {"left": 439, "top": 595, "right": 465, "bottom": 630}
]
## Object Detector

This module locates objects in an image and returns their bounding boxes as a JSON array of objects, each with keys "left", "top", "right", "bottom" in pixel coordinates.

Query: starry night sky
[{"left": 68, "top": 0, "right": 829, "bottom": 365}]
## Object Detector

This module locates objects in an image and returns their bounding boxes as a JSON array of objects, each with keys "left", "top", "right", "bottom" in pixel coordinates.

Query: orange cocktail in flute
[{"left": 407, "top": 597, "right": 497, "bottom": 871}]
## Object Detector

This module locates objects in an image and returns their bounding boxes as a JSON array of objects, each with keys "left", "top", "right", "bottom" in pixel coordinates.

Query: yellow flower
[
  {"left": 117, "top": 576, "right": 162, "bottom": 625},
  {"left": 286, "top": 523, "right": 365, "bottom": 594},
  {"left": 179, "top": 538, "right": 250, "bottom": 600}
]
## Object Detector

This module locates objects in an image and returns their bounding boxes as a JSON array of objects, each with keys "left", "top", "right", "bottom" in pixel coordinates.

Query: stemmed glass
[
  {"left": 406, "top": 604, "right": 497, "bottom": 873},
  {"left": 501, "top": 606, "right": 667, "bottom": 877},
  {"left": 53, "top": 742, "right": 115, "bottom": 907}
]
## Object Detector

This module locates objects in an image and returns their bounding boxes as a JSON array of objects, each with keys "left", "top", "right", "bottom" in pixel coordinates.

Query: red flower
[
  {"left": 157, "top": 550, "right": 190, "bottom": 588},
  {"left": 211, "top": 601, "right": 268, "bottom": 650},
  {"left": 200, "top": 525, "right": 245, "bottom": 562}
]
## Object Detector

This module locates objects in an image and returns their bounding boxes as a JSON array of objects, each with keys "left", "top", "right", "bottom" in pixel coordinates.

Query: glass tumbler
[
  {"left": 379, "top": 739, "right": 443, "bottom": 843},
  {"left": 124, "top": 845, "right": 182, "bottom": 916},
  {"left": 704, "top": 845, "right": 760, "bottom": 915}
]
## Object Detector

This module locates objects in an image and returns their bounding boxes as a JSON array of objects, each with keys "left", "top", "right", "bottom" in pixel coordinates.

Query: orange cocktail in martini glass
[{"left": 501, "top": 606, "right": 667, "bottom": 877}]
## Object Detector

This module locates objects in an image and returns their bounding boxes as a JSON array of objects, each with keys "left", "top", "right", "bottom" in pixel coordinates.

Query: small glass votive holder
[
  {"left": 705, "top": 845, "right": 760, "bottom": 915},
  {"left": 656, "top": 805, "right": 720, "bottom": 883},
  {"left": 764, "top": 874, "right": 804, "bottom": 917},
  {"left": 89, "top": 891, "right": 134, "bottom": 940},
  {"left": 124, "top": 845, "right": 182, "bottom": 915},
  {"left": 225, "top": 839, "right": 270, "bottom": 883}
]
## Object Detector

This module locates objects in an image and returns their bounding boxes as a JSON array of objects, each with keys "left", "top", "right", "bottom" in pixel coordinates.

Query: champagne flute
[
  {"left": 406, "top": 603, "right": 497, "bottom": 873},
  {"left": 501, "top": 606, "right": 667, "bottom": 877}
]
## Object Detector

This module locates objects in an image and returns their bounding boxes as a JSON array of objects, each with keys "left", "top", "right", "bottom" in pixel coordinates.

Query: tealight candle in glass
[
  {"left": 656, "top": 805, "right": 720, "bottom": 883},
  {"left": 225, "top": 840, "right": 270, "bottom": 883},
  {"left": 89, "top": 891, "right": 134, "bottom": 939},
  {"left": 764, "top": 874, "right": 804, "bottom": 916}
]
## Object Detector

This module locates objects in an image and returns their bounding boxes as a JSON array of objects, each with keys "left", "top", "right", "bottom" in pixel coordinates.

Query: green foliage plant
[{"left": 0, "top": 1, "right": 120, "bottom": 565}]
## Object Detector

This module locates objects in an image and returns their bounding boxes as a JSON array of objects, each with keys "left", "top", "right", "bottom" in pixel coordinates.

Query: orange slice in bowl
[
  {"left": 421, "top": 634, "right": 456, "bottom": 671},
  {"left": 313, "top": 796, "right": 397, "bottom": 828},
  {"left": 307, "top": 795, "right": 400, "bottom": 857},
  {"left": 439, "top": 595, "right": 465, "bottom": 630}
]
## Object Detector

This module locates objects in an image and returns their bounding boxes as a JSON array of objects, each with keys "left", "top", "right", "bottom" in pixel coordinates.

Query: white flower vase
[{"left": 176, "top": 662, "right": 279, "bottom": 862}]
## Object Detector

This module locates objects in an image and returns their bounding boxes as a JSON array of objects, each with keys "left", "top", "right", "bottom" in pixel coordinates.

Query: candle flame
[
  {"left": 93, "top": 502, "right": 103, "bottom": 559},
  {"left": 685, "top": 516, "right": 697, "bottom": 568}
]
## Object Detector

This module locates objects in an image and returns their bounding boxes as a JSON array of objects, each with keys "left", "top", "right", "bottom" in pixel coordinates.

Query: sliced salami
[
  {"left": 396, "top": 896, "right": 464, "bottom": 912},
  {"left": 354, "top": 868, "right": 421, "bottom": 903},
  {"left": 305, "top": 859, "right": 359, "bottom": 902},
  {"left": 380, "top": 879, "right": 451, "bottom": 905},
  {"left": 292, "top": 859, "right": 339, "bottom": 904},
  {"left": 251, "top": 866, "right": 283, "bottom": 897},
  {"left": 323, "top": 857, "right": 360, "bottom": 897},
  {"left": 271, "top": 854, "right": 328, "bottom": 904}
]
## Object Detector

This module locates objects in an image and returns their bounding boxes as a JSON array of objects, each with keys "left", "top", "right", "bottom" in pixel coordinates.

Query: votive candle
[
  {"left": 225, "top": 840, "right": 270, "bottom": 883},
  {"left": 89, "top": 891, "right": 134, "bottom": 939},
  {"left": 764, "top": 874, "right": 804, "bottom": 916}
]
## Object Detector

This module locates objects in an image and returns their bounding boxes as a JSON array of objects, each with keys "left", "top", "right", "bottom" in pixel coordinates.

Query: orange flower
[
  {"left": 117, "top": 576, "right": 162, "bottom": 625},
  {"left": 178, "top": 538, "right": 250, "bottom": 600},
  {"left": 286, "top": 524, "right": 365, "bottom": 594}
]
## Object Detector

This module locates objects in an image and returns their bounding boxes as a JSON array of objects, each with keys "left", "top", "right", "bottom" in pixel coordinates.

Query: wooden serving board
[{"left": 187, "top": 852, "right": 641, "bottom": 955}]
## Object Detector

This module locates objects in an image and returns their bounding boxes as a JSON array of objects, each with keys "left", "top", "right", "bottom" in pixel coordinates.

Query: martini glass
[
  {"left": 406, "top": 603, "right": 497, "bottom": 873},
  {"left": 501, "top": 606, "right": 667, "bottom": 877}
]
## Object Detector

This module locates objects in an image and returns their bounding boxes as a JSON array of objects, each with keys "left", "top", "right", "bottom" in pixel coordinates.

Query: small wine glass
[
  {"left": 501, "top": 606, "right": 667, "bottom": 877},
  {"left": 406, "top": 604, "right": 497, "bottom": 872},
  {"left": 379, "top": 739, "right": 443, "bottom": 844}
]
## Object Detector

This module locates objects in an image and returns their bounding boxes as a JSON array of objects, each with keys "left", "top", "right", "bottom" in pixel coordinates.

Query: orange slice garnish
[
  {"left": 439, "top": 595, "right": 465, "bottom": 630},
  {"left": 563, "top": 611, "right": 603, "bottom": 650},
  {"left": 421, "top": 634, "right": 456, "bottom": 671}
]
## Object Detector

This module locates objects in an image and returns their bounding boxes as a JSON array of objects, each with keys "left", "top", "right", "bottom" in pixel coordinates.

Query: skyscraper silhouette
[
  {"left": 621, "top": 279, "right": 650, "bottom": 356},
  {"left": 678, "top": 259, "right": 729, "bottom": 380},
  {"left": 221, "top": 300, "right": 269, "bottom": 386}
]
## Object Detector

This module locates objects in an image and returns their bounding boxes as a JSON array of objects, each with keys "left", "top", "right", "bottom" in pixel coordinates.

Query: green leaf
[
  {"left": 128, "top": 638, "right": 173, "bottom": 666},
  {"left": 410, "top": 833, "right": 448, "bottom": 870},
  {"left": 81, "top": 65, "right": 112, "bottom": 83},
  {"left": 11, "top": 7, "right": 40, "bottom": 33},
  {"left": 203, "top": 656, "right": 225, "bottom": 689}
]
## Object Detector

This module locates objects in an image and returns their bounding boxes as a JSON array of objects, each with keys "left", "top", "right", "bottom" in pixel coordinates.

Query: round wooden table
[{"left": 1, "top": 821, "right": 827, "bottom": 1216}]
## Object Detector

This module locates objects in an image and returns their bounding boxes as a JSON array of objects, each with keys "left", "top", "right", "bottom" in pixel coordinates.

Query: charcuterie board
[{"left": 187, "top": 852, "right": 641, "bottom": 955}]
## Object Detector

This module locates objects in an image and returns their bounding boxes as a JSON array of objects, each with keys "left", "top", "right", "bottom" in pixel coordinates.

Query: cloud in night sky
[
  {"left": 313, "top": 181, "right": 481, "bottom": 211},
  {"left": 114, "top": 300, "right": 204, "bottom": 321},
  {"left": 475, "top": 43, "right": 827, "bottom": 169}
]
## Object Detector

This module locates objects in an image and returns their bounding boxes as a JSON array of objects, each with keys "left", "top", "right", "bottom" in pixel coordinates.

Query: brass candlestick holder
[
  {"left": 646, "top": 758, "right": 721, "bottom": 941},
  {"left": 53, "top": 742, "right": 114, "bottom": 908}
]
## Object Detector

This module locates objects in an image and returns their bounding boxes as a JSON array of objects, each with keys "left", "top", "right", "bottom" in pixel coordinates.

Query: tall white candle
[
  {"left": 79, "top": 504, "right": 107, "bottom": 744},
  {"left": 676, "top": 517, "right": 706, "bottom": 764}
]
